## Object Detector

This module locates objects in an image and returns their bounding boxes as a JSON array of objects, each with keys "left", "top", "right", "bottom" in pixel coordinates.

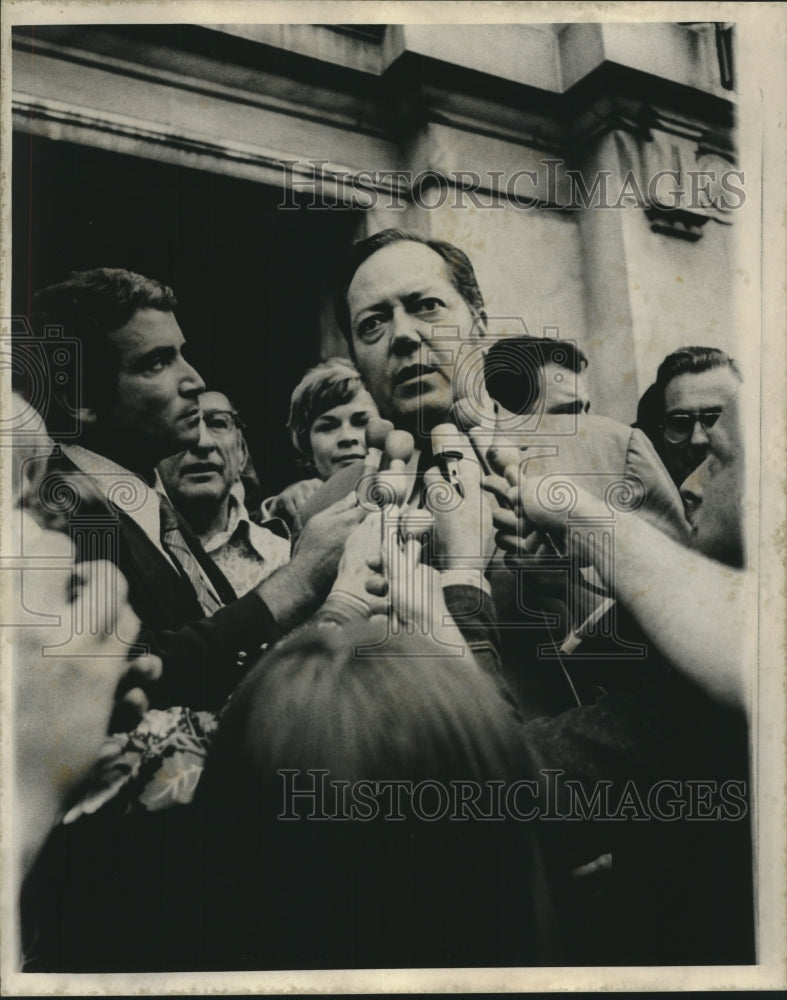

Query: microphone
[
  {"left": 383, "top": 429, "right": 414, "bottom": 504},
  {"left": 430, "top": 423, "right": 465, "bottom": 498},
  {"left": 377, "top": 428, "right": 415, "bottom": 565},
  {"left": 450, "top": 397, "right": 497, "bottom": 477},
  {"left": 399, "top": 506, "right": 434, "bottom": 553},
  {"left": 486, "top": 438, "right": 563, "bottom": 557},
  {"left": 363, "top": 417, "right": 394, "bottom": 474}
]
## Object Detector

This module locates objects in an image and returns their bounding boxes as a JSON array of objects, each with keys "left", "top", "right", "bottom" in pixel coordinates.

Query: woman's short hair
[{"left": 286, "top": 357, "right": 366, "bottom": 465}]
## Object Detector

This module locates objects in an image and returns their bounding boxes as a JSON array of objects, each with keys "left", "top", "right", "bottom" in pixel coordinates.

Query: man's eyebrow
[
  {"left": 403, "top": 288, "right": 444, "bottom": 305},
  {"left": 665, "top": 407, "right": 723, "bottom": 416},
  {"left": 353, "top": 288, "right": 443, "bottom": 320},
  {"left": 353, "top": 298, "right": 392, "bottom": 320}
]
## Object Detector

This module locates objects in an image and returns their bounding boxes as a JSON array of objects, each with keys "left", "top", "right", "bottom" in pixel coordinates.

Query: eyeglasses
[
  {"left": 200, "top": 409, "right": 244, "bottom": 436},
  {"left": 661, "top": 408, "right": 722, "bottom": 444}
]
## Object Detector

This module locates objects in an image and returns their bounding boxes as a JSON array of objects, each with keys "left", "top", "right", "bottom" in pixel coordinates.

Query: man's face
[
  {"left": 662, "top": 366, "right": 740, "bottom": 486},
  {"left": 680, "top": 391, "right": 744, "bottom": 568},
  {"left": 157, "top": 391, "right": 246, "bottom": 508},
  {"left": 308, "top": 389, "right": 378, "bottom": 481},
  {"left": 540, "top": 362, "right": 590, "bottom": 415},
  {"left": 346, "top": 241, "right": 484, "bottom": 433},
  {"left": 101, "top": 309, "right": 205, "bottom": 462}
]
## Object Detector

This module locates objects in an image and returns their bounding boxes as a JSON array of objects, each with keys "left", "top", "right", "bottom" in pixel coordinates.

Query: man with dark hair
[
  {"left": 484, "top": 335, "right": 590, "bottom": 417},
  {"left": 30, "top": 268, "right": 365, "bottom": 710},
  {"left": 635, "top": 345, "right": 742, "bottom": 494},
  {"left": 23, "top": 268, "right": 368, "bottom": 971}
]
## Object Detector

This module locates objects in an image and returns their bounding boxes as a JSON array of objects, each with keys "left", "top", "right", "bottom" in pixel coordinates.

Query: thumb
[{"left": 324, "top": 490, "right": 361, "bottom": 515}]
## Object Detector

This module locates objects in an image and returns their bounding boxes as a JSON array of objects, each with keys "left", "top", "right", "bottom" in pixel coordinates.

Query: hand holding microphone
[
  {"left": 483, "top": 436, "right": 563, "bottom": 558},
  {"left": 430, "top": 422, "right": 466, "bottom": 498},
  {"left": 370, "top": 428, "right": 415, "bottom": 574},
  {"left": 424, "top": 421, "right": 496, "bottom": 574},
  {"left": 450, "top": 396, "right": 498, "bottom": 477},
  {"left": 481, "top": 432, "right": 617, "bottom": 654},
  {"left": 378, "top": 428, "right": 414, "bottom": 506}
]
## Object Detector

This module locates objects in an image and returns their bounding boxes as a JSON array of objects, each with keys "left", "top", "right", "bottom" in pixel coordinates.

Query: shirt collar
[{"left": 201, "top": 481, "right": 250, "bottom": 553}]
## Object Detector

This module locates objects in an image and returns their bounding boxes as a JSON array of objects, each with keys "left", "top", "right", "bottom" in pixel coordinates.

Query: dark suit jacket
[
  {"left": 40, "top": 450, "right": 283, "bottom": 710},
  {"left": 483, "top": 413, "right": 693, "bottom": 716}
]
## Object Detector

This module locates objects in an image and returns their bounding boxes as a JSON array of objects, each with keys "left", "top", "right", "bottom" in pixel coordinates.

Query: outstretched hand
[
  {"left": 261, "top": 491, "right": 367, "bottom": 631},
  {"left": 264, "top": 478, "right": 322, "bottom": 533},
  {"left": 331, "top": 510, "right": 388, "bottom": 616}
]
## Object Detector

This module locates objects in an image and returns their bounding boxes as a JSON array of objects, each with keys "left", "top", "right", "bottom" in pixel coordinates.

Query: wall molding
[{"left": 12, "top": 95, "right": 408, "bottom": 203}]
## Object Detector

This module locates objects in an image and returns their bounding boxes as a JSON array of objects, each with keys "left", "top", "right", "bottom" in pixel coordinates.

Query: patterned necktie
[{"left": 158, "top": 494, "right": 223, "bottom": 616}]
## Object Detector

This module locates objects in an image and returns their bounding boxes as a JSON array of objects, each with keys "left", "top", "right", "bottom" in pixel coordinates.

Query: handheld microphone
[
  {"left": 430, "top": 423, "right": 465, "bottom": 498},
  {"left": 486, "top": 438, "right": 563, "bottom": 557},
  {"left": 450, "top": 397, "right": 497, "bottom": 477},
  {"left": 383, "top": 429, "right": 415, "bottom": 505},
  {"left": 399, "top": 506, "right": 434, "bottom": 551},
  {"left": 377, "top": 428, "right": 415, "bottom": 564},
  {"left": 486, "top": 441, "right": 522, "bottom": 488},
  {"left": 363, "top": 417, "right": 394, "bottom": 474}
]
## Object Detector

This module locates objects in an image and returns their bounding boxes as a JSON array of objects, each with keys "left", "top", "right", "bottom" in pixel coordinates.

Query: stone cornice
[{"left": 13, "top": 24, "right": 736, "bottom": 160}]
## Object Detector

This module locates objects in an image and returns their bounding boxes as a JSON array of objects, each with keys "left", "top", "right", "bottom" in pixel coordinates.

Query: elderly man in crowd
[{"left": 158, "top": 390, "right": 289, "bottom": 596}]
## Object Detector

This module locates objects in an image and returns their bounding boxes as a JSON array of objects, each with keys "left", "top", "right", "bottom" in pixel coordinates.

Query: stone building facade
[{"left": 12, "top": 20, "right": 740, "bottom": 481}]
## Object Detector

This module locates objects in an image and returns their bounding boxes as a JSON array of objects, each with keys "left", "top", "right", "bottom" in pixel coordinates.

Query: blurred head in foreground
[{"left": 197, "top": 621, "right": 563, "bottom": 969}]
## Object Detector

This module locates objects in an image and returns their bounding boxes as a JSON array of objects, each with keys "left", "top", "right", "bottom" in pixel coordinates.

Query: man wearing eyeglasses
[
  {"left": 636, "top": 347, "right": 742, "bottom": 507},
  {"left": 158, "top": 390, "right": 289, "bottom": 596}
]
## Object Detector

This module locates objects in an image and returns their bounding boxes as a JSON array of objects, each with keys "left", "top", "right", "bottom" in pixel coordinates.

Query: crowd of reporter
[{"left": 11, "top": 231, "right": 752, "bottom": 971}]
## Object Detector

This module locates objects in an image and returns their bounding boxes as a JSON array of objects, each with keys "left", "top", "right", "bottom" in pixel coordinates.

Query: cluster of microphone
[
  {"left": 357, "top": 400, "right": 521, "bottom": 522},
  {"left": 298, "top": 396, "right": 614, "bottom": 656},
  {"left": 356, "top": 402, "right": 613, "bottom": 655}
]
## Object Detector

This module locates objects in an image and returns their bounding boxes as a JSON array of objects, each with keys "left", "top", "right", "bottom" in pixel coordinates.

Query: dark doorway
[{"left": 12, "top": 131, "right": 362, "bottom": 493}]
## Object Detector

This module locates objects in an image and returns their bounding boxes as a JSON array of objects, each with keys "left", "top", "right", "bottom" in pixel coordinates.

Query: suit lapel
[{"left": 43, "top": 450, "right": 222, "bottom": 624}]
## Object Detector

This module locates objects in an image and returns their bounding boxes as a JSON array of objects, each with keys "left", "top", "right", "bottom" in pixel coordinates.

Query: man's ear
[
  {"left": 52, "top": 379, "right": 100, "bottom": 432},
  {"left": 238, "top": 434, "right": 249, "bottom": 467},
  {"left": 73, "top": 403, "right": 99, "bottom": 430}
]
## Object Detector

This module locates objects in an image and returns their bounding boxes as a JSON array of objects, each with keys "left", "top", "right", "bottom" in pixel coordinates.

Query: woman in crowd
[{"left": 262, "top": 358, "right": 379, "bottom": 530}]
